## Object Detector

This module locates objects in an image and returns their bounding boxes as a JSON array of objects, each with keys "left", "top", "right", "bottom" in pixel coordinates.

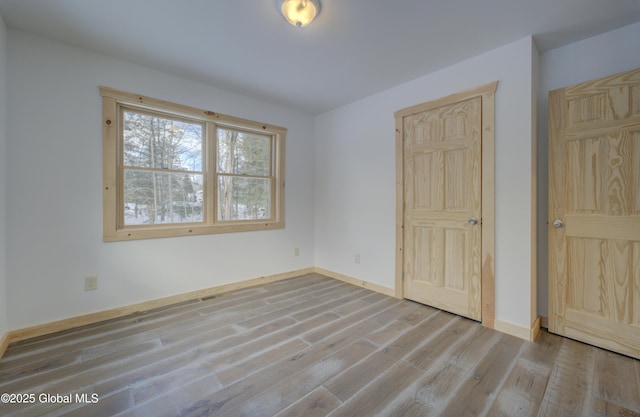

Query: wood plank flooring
[{"left": 1, "top": 273, "right": 639, "bottom": 417}]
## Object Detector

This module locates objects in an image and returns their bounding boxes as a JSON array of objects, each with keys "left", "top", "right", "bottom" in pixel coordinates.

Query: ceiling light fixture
[{"left": 280, "top": 0, "right": 320, "bottom": 28}]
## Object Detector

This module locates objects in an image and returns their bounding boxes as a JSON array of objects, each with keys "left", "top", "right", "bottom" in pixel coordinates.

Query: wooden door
[
  {"left": 549, "top": 67, "right": 640, "bottom": 359},
  {"left": 401, "top": 96, "right": 482, "bottom": 321}
]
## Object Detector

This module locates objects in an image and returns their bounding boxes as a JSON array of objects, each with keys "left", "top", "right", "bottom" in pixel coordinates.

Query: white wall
[
  {"left": 536, "top": 21, "right": 640, "bottom": 319},
  {"left": 315, "top": 37, "right": 537, "bottom": 329},
  {"left": 6, "top": 30, "right": 316, "bottom": 329},
  {"left": 0, "top": 14, "right": 8, "bottom": 337}
]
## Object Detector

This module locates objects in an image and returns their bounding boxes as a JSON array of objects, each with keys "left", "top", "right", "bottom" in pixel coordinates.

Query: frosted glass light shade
[{"left": 280, "top": 0, "right": 320, "bottom": 28}]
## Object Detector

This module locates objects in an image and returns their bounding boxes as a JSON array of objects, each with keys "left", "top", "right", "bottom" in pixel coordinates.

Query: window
[{"left": 101, "top": 87, "right": 285, "bottom": 241}]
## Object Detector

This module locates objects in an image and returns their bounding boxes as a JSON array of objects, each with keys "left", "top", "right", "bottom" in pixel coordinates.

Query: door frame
[{"left": 394, "top": 81, "right": 498, "bottom": 328}]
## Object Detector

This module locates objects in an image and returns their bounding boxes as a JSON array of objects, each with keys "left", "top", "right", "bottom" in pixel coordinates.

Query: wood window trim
[
  {"left": 394, "top": 81, "right": 498, "bottom": 329},
  {"left": 100, "top": 86, "right": 286, "bottom": 242}
]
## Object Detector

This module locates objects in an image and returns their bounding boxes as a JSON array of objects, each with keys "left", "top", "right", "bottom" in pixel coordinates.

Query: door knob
[
  {"left": 552, "top": 219, "right": 564, "bottom": 228},
  {"left": 468, "top": 217, "right": 479, "bottom": 226}
]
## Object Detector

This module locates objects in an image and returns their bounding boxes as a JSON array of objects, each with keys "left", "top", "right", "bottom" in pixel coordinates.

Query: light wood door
[
  {"left": 401, "top": 96, "right": 482, "bottom": 320},
  {"left": 549, "top": 67, "right": 640, "bottom": 359}
]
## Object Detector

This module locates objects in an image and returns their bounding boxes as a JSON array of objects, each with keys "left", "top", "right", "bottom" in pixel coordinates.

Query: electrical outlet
[
  {"left": 85, "top": 276, "right": 98, "bottom": 291},
  {"left": 354, "top": 254, "right": 360, "bottom": 264},
  {"left": 294, "top": 247, "right": 300, "bottom": 257}
]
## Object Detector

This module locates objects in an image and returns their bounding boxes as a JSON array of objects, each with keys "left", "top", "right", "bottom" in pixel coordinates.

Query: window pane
[
  {"left": 124, "top": 170, "right": 203, "bottom": 225},
  {"left": 123, "top": 110, "right": 203, "bottom": 172},
  {"left": 217, "top": 128, "right": 270, "bottom": 176},
  {"left": 217, "top": 176, "right": 271, "bottom": 221}
]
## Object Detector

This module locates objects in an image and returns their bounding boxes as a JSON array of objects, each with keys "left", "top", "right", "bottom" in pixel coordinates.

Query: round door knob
[
  {"left": 552, "top": 219, "right": 564, "bottom": 228},
  {"left": 468, "top": 217, "right": 478, "bottom": 226}
]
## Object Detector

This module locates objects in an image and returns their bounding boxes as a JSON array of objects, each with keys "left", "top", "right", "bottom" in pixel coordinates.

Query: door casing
[{"left": 395, "top": 81, "right": 498, "bottom": 328}]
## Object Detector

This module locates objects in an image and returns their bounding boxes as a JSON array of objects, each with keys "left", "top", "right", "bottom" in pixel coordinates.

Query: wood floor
[{"left": 1, "top": 274, "right": 639, "bottom": 417}]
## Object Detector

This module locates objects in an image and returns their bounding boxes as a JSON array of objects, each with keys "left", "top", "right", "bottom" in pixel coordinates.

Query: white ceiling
[{"left": 1, "top": 0, "right": 639, "bottom": 114}]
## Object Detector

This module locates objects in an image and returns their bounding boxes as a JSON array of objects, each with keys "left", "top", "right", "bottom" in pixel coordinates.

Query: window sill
[{"left": 104, "top": 220, "right": 285, "bottom": 242}]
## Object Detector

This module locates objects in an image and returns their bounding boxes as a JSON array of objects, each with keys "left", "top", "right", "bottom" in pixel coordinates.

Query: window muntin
[{"left": 101, "top": 86, "right": 285, "bottom": 241}]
